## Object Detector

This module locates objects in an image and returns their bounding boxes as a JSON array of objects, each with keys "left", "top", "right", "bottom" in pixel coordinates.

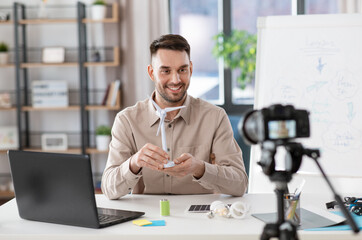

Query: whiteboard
[{"left": 252, "top": 14, "right": 362, "bottom": 177}]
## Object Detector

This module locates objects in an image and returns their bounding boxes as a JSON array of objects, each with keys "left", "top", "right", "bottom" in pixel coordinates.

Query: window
[
  {"left": 169, "top": 0, "right": 221, "bottom": 104},
  {"left": 169, "top": 0, "right": 341, "bottom": 113},
  {"left": 231, "top": 0, "right": 291, "bottom": 105}
]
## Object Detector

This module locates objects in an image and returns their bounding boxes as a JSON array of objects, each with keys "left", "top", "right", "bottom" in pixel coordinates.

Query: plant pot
[
  {"left": 91, "top": 5, "right": 106, "bottom": 20},
  {"left": 96, "top": 135, "right": 110, "bottom": 151},
  {"left": 0, "top": 52, "right": 9, "bottom": 65}
]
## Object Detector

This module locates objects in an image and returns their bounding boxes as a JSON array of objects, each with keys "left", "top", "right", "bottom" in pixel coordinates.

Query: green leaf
[
  {"left": 95, "top": 125, "right": 111, "bottom": 135},
  {"left": 212, "top": 30, "right": 257, "bottom": 90}
]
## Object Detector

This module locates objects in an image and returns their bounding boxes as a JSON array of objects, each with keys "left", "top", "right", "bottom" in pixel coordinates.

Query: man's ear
[
  {"left": 190, "top": 61, "right": 193, "bottom": 77},
  {"left": 147, "top": 64, "right": 155, "bottom": 82}
]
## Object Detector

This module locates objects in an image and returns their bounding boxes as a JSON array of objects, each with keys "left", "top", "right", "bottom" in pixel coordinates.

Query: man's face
[{"left": 148, "top": 49, "right": 193, "bottom": 107}]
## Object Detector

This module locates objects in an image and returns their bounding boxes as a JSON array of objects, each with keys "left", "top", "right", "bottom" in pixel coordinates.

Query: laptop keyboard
[{"left": 98, "top": 214, "right": 124, "bottom": 224}]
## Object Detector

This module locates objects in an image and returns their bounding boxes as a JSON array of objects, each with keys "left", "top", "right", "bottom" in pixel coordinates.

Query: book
[
  {"left": 106, "top": 80, "right": 121, "bottom": 106},
  {"left": 106, "top": 82, "right": 115, "bottom": 106},
  {"left": 101, "top": 84, "right": 111, "bottom": 106}
]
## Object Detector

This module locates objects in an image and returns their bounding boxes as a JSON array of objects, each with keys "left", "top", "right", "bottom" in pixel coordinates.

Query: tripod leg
[
  {"left": 279, "top": 221, "right": 299, "bottom": 240},
  {"left": 260, "top": 223, "right": 278, "bottom": 240}
]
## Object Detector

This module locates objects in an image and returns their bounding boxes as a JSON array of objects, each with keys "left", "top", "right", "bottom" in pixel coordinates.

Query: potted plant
[
  {"left": 212, "top": 30, "right": 257, "bottom": 90},
  {"left": 91, "top": 0, "right": 107, "bottom": 20},
  {"left": 95, "top": 125, "right": 111, "bottom": 151},
  {"left": 0, "top": 42, "right": 9, "bottom": 65}
]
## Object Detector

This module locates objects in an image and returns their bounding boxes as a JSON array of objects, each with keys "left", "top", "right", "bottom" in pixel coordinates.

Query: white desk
[{"left": 0, "top": 193, "right": 361, "bottom": 240}]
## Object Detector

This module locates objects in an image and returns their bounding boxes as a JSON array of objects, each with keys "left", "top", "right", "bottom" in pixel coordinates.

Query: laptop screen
[{"left": 8, "top": 150, "right": 102, "bottom": 228}]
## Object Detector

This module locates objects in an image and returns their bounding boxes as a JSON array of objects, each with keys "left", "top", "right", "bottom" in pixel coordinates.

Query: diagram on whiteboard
[{"left": 255, "top": 14, "right": 362, "bottom": 176}]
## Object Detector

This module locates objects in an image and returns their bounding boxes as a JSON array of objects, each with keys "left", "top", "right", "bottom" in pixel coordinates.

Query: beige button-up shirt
[{"left": 101, "top": 93, "right": 248, "bottom": 199}]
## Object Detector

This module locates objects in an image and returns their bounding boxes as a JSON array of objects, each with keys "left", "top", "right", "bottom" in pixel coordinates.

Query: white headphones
[{"left": 207, "top": 200, "right": 250, "bottom": 219}]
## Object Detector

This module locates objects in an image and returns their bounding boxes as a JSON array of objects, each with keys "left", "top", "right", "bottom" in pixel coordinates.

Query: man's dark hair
[{"left": 150, "top": 34, "right": 191, "bottom": 60}]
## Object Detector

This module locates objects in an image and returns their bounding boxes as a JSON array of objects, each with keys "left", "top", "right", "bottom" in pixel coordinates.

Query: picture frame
[
  {"left": 41, "top": 133, "right": 68, "bottom": 151},
  {"left": 32, "top": 80, "right": 69, "bottom": 108},
  {"left": 0, "top": 126, "right": 19, "bottom": 150},
  {"left": 42, "top": 47, "right": 65, "bottom": 63},
  {"left": 0, "top": 93, "right": 11, "bottom": 108}
]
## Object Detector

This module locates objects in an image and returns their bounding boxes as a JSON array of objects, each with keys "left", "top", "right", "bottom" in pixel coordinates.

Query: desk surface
[{"left": 0, "top": 193, "right": 361, "bottom": 240}]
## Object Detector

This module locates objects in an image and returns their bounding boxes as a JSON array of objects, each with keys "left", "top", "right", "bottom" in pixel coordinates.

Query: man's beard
[{"left": 156, "top": 84, "right": 187, "bottom": 104}]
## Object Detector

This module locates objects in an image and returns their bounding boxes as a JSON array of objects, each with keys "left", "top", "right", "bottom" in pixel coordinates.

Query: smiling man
[{"left": 101, "top": 34, "right": 248, "bottom": 199}]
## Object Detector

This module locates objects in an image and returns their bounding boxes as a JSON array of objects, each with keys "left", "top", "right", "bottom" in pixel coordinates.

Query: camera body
[{"left": 242, "top": 104, "right": 310, "bottom": 145}]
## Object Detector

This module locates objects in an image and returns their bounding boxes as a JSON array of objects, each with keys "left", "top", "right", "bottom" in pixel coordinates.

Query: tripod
[
  {"left": 260, "top": 170, "right": 299, "bottom": 239},
  {"left": 258, "top": 141, "right": 359, "bottom": 240}
]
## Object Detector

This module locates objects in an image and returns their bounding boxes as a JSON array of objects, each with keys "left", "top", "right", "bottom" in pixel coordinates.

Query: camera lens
[{"left": 240, "top": 110, "right": 265, "bottom": 145}]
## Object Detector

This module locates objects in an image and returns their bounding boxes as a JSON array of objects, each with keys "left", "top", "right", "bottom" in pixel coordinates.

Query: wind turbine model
[{"left": 151, "top": 98, "right": 185, "bottom": 168}]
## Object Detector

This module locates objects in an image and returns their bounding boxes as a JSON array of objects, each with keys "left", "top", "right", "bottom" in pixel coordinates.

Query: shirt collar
[{"left": 148, "top": 91, "right": 191, "bottom": 127}]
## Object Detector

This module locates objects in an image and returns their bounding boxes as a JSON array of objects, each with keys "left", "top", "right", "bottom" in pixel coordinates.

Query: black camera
[{"left": 240, "top": 104, "right": 310, "bottom": 145}]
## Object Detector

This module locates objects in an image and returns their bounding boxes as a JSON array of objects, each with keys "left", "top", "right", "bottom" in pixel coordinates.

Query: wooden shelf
[
  {"left": 85, "top": 46, "right": 120, "bottom": 67},
  {"left": 22, "top": 105, "right": 121, "bottom": 111},
  {"left": 0, "top": 63, "right": 14, "bottom": 68},
  {"left": 19, "top": 17, "right": 118, "bottom": 25},
  {"left": 83, "top": 18, "right": 117, "bottom": 24},
  {"left": 19, "top": 19, "right": 76, "bottom": 24},
  {"left": 0, "top": 191, "right": 14, "bottom": 199},
  {"left": 0, "top": 149, "right": 17, "bottom": 154},
  {"left": 83, "top": 3, "right": 119, "bottom": 24},
  {"left": 23, "top": 148, "right": 82, "bottom": 154},
  {"left": 22, "top": 106, "right": 80, "bottom": 111},
  {"left": 85, "top": 104, "right": 121, "bottom": 111},
  {"left": 86, "top": 148, "right": 108, "bottom": 154},
  {"left": 22, "top": 148, "right": 109, "bottom": 155},
  {"left": 21, "top": 62, "right": 78, "bottom": 68},
  {"left": 21, "top": 61, "right": 118, "bottom": 68},
  {"left": 84, "top": 61, "right": 118, "bottom": 67},
  {"left": 0, "top": 107, "right": 16, "bottom": 111},
  {"left": 0, "top": 21, "right": 13, "bottom": 25},
  {"left": 19, "top": 3, "right": 119, "bottom": 25},
  {"left": 20, "top": 47, "right": 119, "bottom": 68}
]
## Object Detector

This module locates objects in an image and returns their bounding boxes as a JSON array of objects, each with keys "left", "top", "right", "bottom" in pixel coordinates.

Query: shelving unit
[
  {"left": 0, "top": 1, "right": 120, "bottom": 201},
  {"left": 11, "top": 1, "right": 121, "bottom": 155},
  {"left": 0, "top": 9, "right": 17, "bottom": 204}
]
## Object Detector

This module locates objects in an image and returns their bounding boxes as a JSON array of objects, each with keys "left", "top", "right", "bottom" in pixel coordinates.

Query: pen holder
[{"left": 284, "top": 193, "right": 301, "bottom": 226}]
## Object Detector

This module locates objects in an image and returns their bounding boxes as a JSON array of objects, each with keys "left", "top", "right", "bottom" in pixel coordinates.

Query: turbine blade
[
  {"left": 151, "top": 98, "right": 162, "bottom": 112},
  {"left": 164, "top": 106, "right": 186, "bottom": 112}
]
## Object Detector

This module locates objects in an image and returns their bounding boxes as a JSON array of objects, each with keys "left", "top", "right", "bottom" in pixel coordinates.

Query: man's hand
[
  {"left": 130, "top": 143, "right": 169, "bottom": 174},
  {"left": 163, "top": 153, "right": 205, "bottom": 179}
]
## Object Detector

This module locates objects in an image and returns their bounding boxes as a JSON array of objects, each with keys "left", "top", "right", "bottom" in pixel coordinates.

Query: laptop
[{"left": 7, "top": 150, "right": 145, "bottom": 228}]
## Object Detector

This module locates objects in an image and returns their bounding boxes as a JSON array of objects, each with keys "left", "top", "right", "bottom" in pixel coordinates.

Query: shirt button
[
  {"left": 168, "top": 124, "right": 172, "bottom": 128},
  {"left": 128, "top": 188, "right": 131, "bottom": 191},
  {"left": 167, "top": 148, "right": 170, "bottom": 152},
  {"left": 166, "top": 174, "right": 170, "bottom": 177}
]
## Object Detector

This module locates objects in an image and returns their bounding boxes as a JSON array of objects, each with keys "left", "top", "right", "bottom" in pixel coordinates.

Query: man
[{"left": 101, "top": 34, "right": 248, "bottom": 199}]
